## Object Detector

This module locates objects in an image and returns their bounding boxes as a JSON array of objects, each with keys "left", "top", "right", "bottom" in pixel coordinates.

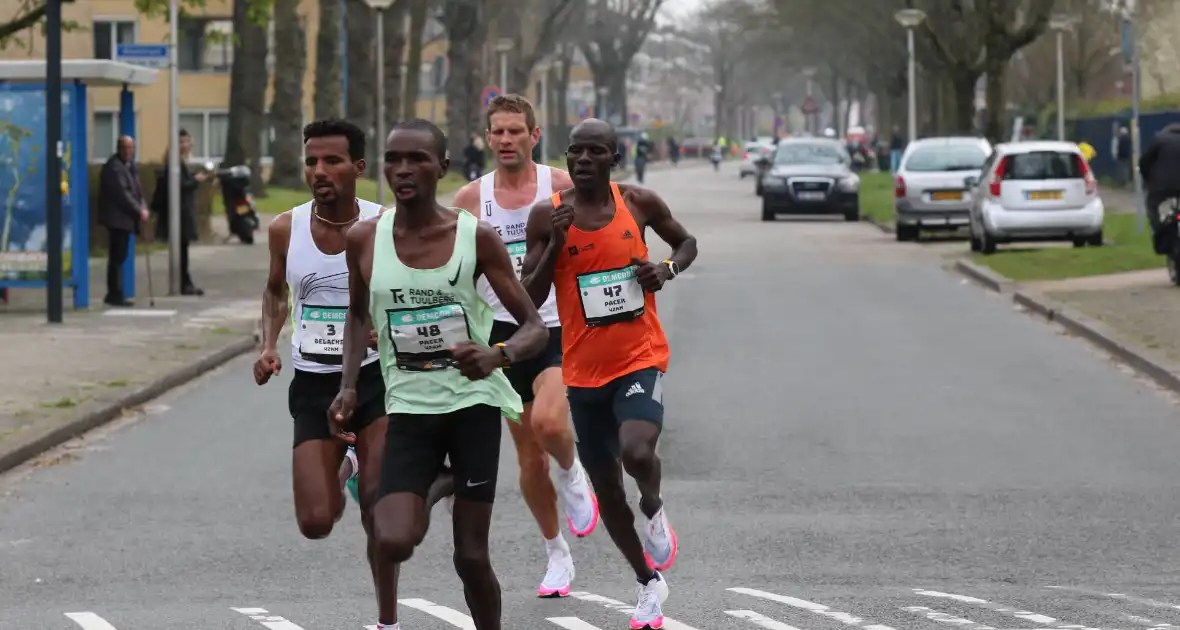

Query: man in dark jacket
[
  {"left": 150, "top": 128, "right": 206, "bottom": 295},
  {"left": 1139, "top": 123, "right": 1180, "bottom": 235},
  {"left": 98, "top": 136, "right": 148, "bottom": 307}
]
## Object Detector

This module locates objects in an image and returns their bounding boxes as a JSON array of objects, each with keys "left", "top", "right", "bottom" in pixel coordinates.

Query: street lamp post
[
  {"left": 1049, "top": 14, "right": 1075, "bottom": 141},
  {"left": 167, "top": 0, "right": 182, "bottom": 295},
  {"left": 894, "top": 8, "right": 926, "bottom": 144},
  {"left": 365, "top": 0, "right": 397, "bottom": 207},
  {"left": 1122, "top": 4, "right": 1146, "bottom": 233},
  {"left": 496, "top": 38, "right": 514, "bottom": 97},
  {"left": 536, "top": 60, "right": 551, "bottom": 162}
]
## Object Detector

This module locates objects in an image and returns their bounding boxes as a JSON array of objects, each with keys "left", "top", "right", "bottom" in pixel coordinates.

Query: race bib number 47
[
  {"left": 577, "top": 265, "right": 645, "bottom": 327},
  {"left": 298, "top": 304, "right": 347, "bottom": 360}
]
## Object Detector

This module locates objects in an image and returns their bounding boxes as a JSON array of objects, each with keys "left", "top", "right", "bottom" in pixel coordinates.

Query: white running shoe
[
  {"left": 558, "top": 459, "right": 599, "bottom": 537},
  {"left": 537, "top": 549, "right": 575, "bottom": 598},
  {"left": 629, "top": 570, "right": 669, "bottom": 629},
  {"left": 643, "top": 504, "right": 678, "bottom": 571}
]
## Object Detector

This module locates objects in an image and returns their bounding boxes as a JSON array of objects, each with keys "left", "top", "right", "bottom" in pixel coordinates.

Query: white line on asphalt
[
  {"left": 566, "top": 591, "right": 703, "bottom": 630},
  {"left": 65, "top": 612, "right": 119, "bottom": 630},
  {"left": 728, "top": 587, "right": 896, "bottom": 629},
  {"left": 912, "top": 589, "right": 1100, "bottom": 629},
  {"left": 1044, "top": 586, "right": 1180, "bottom": 628},
  {"left": 102, "top": 309, "right": 178, "bottom": 317},
  {"left": 229, "top": 606, "right": 308, "bottom": 630},
  {"left": 725, "top": 609, "right": 807, "bottom": 629},
  {"left": 547, "top": 617, "right": 606, "bottom": 629},
  {"left": 902, "top": 605, "right": 995, "bottom": 629},
  {"left": 397, "top": 598, "right": 476, "bottom": 629}
]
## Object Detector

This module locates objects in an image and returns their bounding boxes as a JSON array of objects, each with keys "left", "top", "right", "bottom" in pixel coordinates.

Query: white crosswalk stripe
[
  {"left": 729, "top": 587, "right": 896, "bottom": 629},
  {"left": 230, "top": 607, "right": 308, "bottom": 630},
  {"left": 567, "top": 590, "right": 703, "bottom": 630},
  {"left": 725, "top": 609, "right": 807, "bottom": 629},
  {"left": 547, "top": 617, "right": 606, "bottom": 629},
  {"left": 64, "top": 613, "right": 119, "bottom": 630},
  {"left": 912, "top": 589, "right": 1100, "bottom": 629},
  {"left": 397, "top": 598, "right": 476, "bottom": 629}
]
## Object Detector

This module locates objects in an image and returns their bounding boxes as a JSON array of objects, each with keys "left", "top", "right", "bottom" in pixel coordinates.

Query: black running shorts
[
  {"left": 489, "top": 321, "right": 562, "bottom": 404},
  {"left": 289, "top": 360, "right": 387, "bottom": 448},
  {"left": 378, "top": 404, "right": 502, "bottom": 503},
  {"left": 566, "top": 367, "right": 665, "bottom": 467}
]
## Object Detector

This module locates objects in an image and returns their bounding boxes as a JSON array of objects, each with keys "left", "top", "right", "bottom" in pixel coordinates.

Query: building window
[
  {"left": 178, "top": 111, "right": 231, "bottom": 161},
  {"left": 93, "top": 20, "right": 136, "bottom": 60},
  {"left": 92, "top": 112, "right": 117, "bottom": 159},
  {"left": 178, "top": 18, "right": 233, "bottom": 72}
]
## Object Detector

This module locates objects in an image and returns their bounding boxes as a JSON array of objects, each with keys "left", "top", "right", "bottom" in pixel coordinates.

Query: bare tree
[
  {"left": 222, "top": 0, "right": 271, "bottom": 194},
  {"left": 496, "top": 0, "right": 580, "bottom": 95},
  {"left": 314, "top": 0, "right": 343, "bottom": 119},
  {"left": 402, "top": 0, "right": 430, "bottom": 119},
  {"left": 270, "top": 0, "right": 307, "bottom": 188},
  {"left": 580, "top": 0, "right": 664, "bottom": 125},
  {"left": 440, "top": 0, "right": 490, "bottom": 170}
]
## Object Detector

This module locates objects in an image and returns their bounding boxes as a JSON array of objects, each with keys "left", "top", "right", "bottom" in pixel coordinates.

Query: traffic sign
[
  {"left": 481, "top": 85, "right": 500, "bottom": 107},
  {"left": 116, "top": 44, "right": 169, "bottom": 69},
  {"left": 802, "top": 95, "right": 819, "bottom": 115}
]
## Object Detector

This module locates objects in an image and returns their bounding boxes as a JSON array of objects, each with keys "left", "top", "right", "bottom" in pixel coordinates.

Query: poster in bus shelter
[{"left": 0, "top": 86, "right": 75, "bottom": 282}]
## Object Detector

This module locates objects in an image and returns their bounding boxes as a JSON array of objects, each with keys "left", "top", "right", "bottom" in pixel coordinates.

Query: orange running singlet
[{"left": 551, "top": 182, "right": 670, "bottom": 388}]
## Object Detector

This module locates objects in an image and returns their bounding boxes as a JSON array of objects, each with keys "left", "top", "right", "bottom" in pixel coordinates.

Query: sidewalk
[{"left": 1100, "top": 185, "right": 1138, "bottom": 213}]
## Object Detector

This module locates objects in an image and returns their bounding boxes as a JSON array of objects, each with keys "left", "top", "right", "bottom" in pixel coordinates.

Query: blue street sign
[{"left": 115, "top": 44, "right": 169, "bottom": 69}]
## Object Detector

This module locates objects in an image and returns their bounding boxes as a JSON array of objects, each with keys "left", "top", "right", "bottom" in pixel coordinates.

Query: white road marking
[
  {"left": 65, "top": 612, "right": 119, "bottom": 630},
  {"left": 397, "top": 598, "right": 476, "bottom": 629},
  {"left": 725, "top": 609, "right": 807, "bottom": 629},
  {"left": 902, "top": 605, "right": 995, "bottom": 629},
  {"left": 102, "top": 309, "right": 178, "bottom": 317},
  {"left": 1044, "top": 586, "right": 1180, "bottom": 628},
  {"left": 229, "top": 606, "right": 308, "bottom": 630},
  {"left": 728, "top": 587, "right": 895, "bottom": 629},
  {"left": 912, "top": 589, "right": 1098, "bottom": 629},
  {"left": 567, "top": 591, "right": 703, "bottom": 630},
  {"left": 547, "top": 618, "right": 606, "bottom": 629}
]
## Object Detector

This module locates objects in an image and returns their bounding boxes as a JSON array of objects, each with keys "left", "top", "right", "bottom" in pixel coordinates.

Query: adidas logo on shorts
[{"left": 625, "top": 382, "right": 645, "bottom": 397}]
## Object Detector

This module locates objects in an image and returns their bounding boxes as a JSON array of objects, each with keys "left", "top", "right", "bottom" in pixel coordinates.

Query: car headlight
[{"left": 837, "top": 174, "right": 860, "bottom": 191}]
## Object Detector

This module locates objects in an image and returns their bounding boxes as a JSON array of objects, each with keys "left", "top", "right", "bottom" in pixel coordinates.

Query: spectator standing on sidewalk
[
  {"left": 150, "top": 128, "right": 206, "bottom": 296},
  {"left": 98, "top": 135, "right": 149, "bottom": 308},
  {"left": 1116, "top": 127, "right": 1132, "bottom": 187}
]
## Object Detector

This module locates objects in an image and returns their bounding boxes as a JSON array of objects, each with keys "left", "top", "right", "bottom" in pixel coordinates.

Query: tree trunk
[
  {"left": 403, "top": 0, "right": 428, "bottom": 119},
  {"left": 608, "top": 69, "right": 627, "bottom": 127},
  {"left": 313, "top": 0, "right": 342, "bottom": 119},
  {"left": 553, "top": 46, "right": 571, "bottom": 141},
  {"left": 223, "top": 0, "right": 269, "bottom": 194},
  {"left": 269, "top": 0, "right": 306, "bottom": 189},
  {"left": 983, "top": 61, "right": 1006, "bottom": 144},
  {"left": 947, "top": 67, "right": 981, "bottom": 136},
  {"left": 344, "top": 0, "right": 375, "bottom": 169},
  {"left": 381, "top": 2, "right": 409, "bottom": 139},
  {"left": 442, "top": 0, "right": 488, "bottom": 173}
]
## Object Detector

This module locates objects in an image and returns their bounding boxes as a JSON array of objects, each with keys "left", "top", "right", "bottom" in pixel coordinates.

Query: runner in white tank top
[
  {"left": 452, "top": 94, "right": 599, "bottom": 601},
  {"left": 252, "top": 119, "right": 454, "bottom": 630}
]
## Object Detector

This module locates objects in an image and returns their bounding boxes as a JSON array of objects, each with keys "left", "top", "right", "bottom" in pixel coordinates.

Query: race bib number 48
[
  {"left": 298, "top": 304, "right": 347, "bottom": 361},
  {"left": 387, "top": 302, "right": 471, "bottom": 371},
  {"left": 506, "top": 240, "right": 526, "bottom": 280},
  {"left": 577, "top": 265, "right": 645, "bottom": 327}
]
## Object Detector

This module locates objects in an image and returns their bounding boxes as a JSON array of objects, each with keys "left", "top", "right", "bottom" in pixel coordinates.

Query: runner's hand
[
  {"left": 452, "top": 340, "right": 500, "bottom": 380},
  {"left": 552, "top": 203, "right": 574, "bottom": 245},
  {"left": 631, "top": 256, "right": 670, "bottom": 293},
  {"left": 253, "top": 348, "right": 281, "bottom": 385},
  {"left": 327, "top": 389, "right": 358, "bottom": 445}
]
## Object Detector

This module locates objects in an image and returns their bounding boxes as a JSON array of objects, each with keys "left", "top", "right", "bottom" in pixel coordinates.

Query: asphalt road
[{"left": 5, "top": 162, "right": 1180, "bottom": 630}]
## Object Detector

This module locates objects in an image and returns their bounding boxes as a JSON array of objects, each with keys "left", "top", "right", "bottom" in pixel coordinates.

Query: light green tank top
[{"left": 369, "top": 207, "right": 523, "bottom": 421}]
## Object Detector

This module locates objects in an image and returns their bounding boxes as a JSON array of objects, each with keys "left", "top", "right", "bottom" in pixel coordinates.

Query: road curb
[
  {"left": 953, "top": 259, "right": 1014, "bottom": 293},
  {"left": 862, "top": 215, "right": 893, "bottom": 234},
  {"left": 0, "top": 335, "right": 258, "bottom": 476}
]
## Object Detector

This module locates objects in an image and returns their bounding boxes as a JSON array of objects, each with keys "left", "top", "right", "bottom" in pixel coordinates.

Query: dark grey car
[{"left": 756, "top": 139, "right": 860, "bottom": 222}]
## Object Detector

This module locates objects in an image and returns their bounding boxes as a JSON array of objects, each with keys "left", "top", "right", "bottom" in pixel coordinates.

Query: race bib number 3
[
  {"left": 577, "top": 265, "right": 645, "bottom": 327},
  {"left": 506, "top": 240, "right": 527, "bottom": 280},
  {"left": 298, "top": 304, "right": 347, "bottom": 362},
  {"left": 387, "top": 302, "right": 471, "bottom": 371}
]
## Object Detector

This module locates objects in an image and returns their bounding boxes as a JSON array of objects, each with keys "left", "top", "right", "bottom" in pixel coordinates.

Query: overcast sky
[{"left": 659, "top": 0, "right": 707, "bottom": 24}]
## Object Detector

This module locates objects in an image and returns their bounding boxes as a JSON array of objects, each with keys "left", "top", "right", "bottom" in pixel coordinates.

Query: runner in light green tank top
[
  {"left": 369, "top": 207, "right": 523, "bottom": 420},
  {"left": 329, "top": 119, "right": 549, "bottom": 628}
]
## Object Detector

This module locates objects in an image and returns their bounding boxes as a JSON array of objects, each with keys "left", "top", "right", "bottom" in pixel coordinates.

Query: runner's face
[
  {"left": 304, "top": 136, "right": 362, "bottom": 205},
  {"left": 385, "top": 128, "right": 447, "bottom": 203},
  {"left": 566, "top": 131, "right": 617, "bottom": 186},
  {"left": 487, "top": 112, "right": 538, "bottom": 171}
]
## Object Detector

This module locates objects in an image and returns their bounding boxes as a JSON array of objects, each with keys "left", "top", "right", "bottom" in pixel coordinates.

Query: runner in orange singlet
[{"left": 520, "top": 118, "right": 698, "bottom": 630}]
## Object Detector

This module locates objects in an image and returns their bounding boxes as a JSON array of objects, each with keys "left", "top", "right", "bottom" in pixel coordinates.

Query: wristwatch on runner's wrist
[
  {"left": 494, "top": 342, "right": 512, "bottom": 367},
  {"left": 663, "top": 259, "right": 680, "bottom": 279}
]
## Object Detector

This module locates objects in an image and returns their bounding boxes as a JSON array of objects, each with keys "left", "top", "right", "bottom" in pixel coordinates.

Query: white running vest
[
  {"left": 287, "top": 199, "right": 383, "bottom": 373},
  {"left": 476, "top": 164, "right": 560, "bottom": 327}
]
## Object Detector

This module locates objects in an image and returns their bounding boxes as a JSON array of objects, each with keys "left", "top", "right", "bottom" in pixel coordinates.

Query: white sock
[
  {"left": 376, "top": 623, "right": 399, "bottom": 630},
  {"left": 545, "top": 533, "right": 569, "bottom": 556},
  {"left": 556, "top": 458, "right": 578, "bottom": 482},
  {"left": 345, "top": 448, "right": 359, "bottom": 477}
]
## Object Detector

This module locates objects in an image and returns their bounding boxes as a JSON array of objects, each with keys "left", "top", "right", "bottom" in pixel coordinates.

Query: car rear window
[
  {"left": 1002, "top": 151, "right": 1083, "bottom": 180},
  {"left": 903, "top": 145, "right": 988, "bottom": 172}
]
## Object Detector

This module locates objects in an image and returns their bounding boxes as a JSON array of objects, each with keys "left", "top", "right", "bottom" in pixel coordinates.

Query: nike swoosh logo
[
  {"left": 466, "top": 479, "right": 489, "bottom": 487},
  {"left": 448, "top": 259, "right": 463, "bottom": 286}
]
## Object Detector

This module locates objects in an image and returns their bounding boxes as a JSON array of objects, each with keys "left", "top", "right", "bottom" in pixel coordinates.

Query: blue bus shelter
[{"left": 0, "top": 59, "right": 158, "bottom": 310}]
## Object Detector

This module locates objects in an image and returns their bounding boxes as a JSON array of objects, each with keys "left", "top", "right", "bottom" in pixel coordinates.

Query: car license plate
[
  {"left": 1027, "top": 190, "right": 1063, "bottom": 200},
  {"left": 931, "top": 191, "right": 962, "bottom": 201},
  {"left": 798, "top": 191, "right": 825, "bottom": 201}
]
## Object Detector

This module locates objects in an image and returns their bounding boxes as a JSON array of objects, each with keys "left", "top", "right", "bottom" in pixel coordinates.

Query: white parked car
[
  {"left": 740, "top": 141, "right": 774, "bottom": 179},
  {"left": 964, "top": 141, "right": 1104, "bottom": 254}
]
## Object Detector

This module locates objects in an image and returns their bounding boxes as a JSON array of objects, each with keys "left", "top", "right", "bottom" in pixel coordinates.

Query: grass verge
[{"left": 859, "top": 172, "right": 895, "bottom": 225}]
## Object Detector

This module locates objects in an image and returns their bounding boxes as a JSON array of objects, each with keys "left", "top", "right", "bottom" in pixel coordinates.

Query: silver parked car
[{"left": 893, "top": 136, "right": 993, "bottom": 241}]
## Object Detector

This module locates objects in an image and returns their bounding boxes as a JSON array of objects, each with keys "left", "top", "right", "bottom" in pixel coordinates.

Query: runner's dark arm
[
  {"left": 339, "top": 220, "right": 375, "bottom": 392},
  {"left": 520, "top": 199, "right": 558, "bottom": 308},
  {"left": 627, "top": 186, "right": 698, "bottom": 272},
  {"left": 477, "top": 222, "right": 548, "bottom": 361},
  {"left": 260, "top": 213, "right": 292, "bottom": 352}
]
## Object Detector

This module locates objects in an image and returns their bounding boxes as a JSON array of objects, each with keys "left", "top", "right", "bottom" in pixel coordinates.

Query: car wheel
[
  {"left": 1168, "top": 254, "right": 1180, "bottom": 286},
  {"left": 761, "top": 200, "right": 775, "bottom": 222},
  {"left": 1072, "top": 237, "right": 1087, "bottom": 248},
  {"left": 844, "top": 208, "right": 859, "bottom": 222},
  {"left": 969, "top": 227, "right": 982, "bottom": 252},
  {"left": 979, "top": 228, "right": 997, "bottom": 254},
  {"left": 1087, "top": 230, "right": 1104, "bottom": 246},
  {"left": 895, "top": 224, "right": 917, "bottom": 242}
]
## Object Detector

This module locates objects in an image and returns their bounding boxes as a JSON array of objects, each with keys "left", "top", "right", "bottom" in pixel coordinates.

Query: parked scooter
[{"left": 208, "top": 162, "right": 260, "bottom": 245}]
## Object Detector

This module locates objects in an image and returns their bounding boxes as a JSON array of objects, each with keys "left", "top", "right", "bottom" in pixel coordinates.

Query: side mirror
[{"left": 963, "top": 175, "right": 978, "bottom": 188}]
